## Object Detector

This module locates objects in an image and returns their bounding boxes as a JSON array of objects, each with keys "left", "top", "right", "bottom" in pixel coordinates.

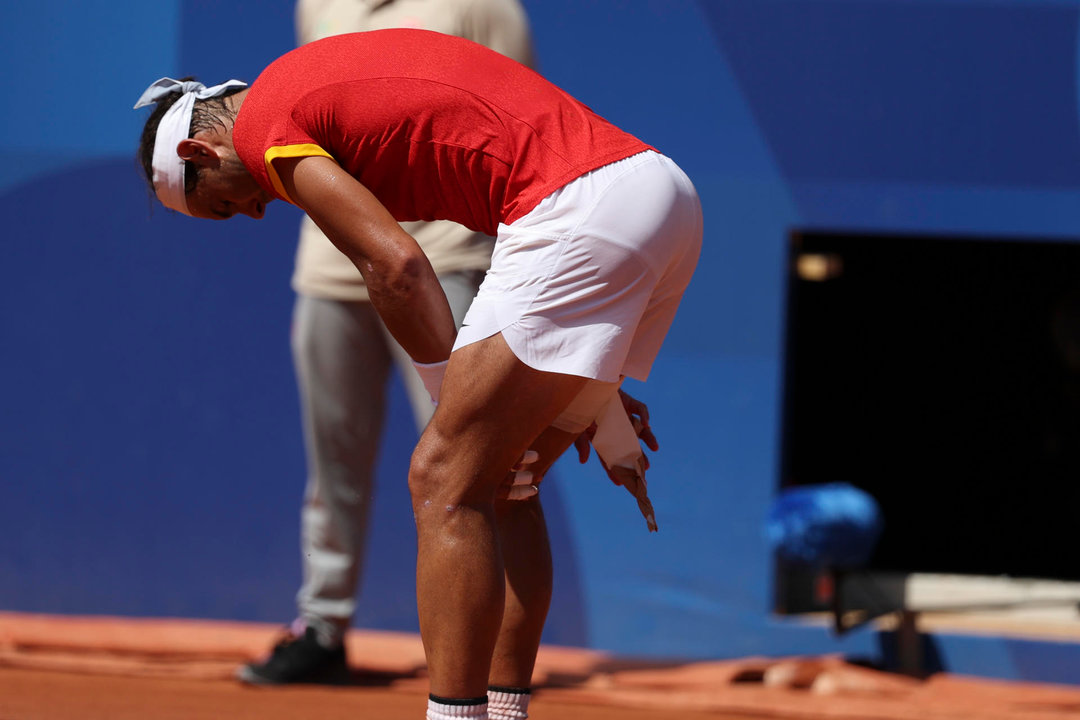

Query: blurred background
[{"left": 4, "top": 0, "right": 1080, "bottom": 686}]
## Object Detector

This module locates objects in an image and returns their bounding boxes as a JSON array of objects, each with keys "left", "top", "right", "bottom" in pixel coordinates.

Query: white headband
[{"left": 134, "top": 77, "right": 248, "bottom": 216}]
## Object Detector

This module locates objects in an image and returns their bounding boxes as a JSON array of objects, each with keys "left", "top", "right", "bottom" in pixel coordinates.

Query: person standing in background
[{"left": 237, "top": 0, "right": 535, "bottom": 687}]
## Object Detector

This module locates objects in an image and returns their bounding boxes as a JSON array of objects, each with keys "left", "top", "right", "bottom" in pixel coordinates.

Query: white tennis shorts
[{"left": 454, "top": 150, "right": 702, "bottom": 383}]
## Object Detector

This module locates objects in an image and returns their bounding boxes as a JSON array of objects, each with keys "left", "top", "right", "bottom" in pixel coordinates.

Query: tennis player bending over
[{"left": 135, "top": 29, "right": 701, "bottom": 720}]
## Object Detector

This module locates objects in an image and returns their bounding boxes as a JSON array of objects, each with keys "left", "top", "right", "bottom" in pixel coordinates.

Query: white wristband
[{"left": 412, "top": 358, "right": 449, "bottom": 404}]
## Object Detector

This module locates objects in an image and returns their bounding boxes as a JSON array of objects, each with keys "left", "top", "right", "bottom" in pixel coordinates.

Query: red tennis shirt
[{"left": 233, "top": 29, "right": 653, "bottom": 236}]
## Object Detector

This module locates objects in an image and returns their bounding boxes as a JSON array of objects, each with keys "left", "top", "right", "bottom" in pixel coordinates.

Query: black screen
[{"left": 780, "top": 230, "right": 1080, "bottom": 582}]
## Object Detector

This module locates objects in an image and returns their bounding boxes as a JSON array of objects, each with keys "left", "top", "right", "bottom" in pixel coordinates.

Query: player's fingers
[
  {"left": 640, "top": 426, "right": 659, "bottom": 452},
  {"left": 632, "top": 403, "right": 650, "bottom": 428},
  {"left": 512, "top": 449, "right": 539, "bottom": 471},
  {"left": 621, "top": 392, "right": 650, "bottom": 426},
  {"left": 574, "top": 434, "right": 591, "bottom": 464},
  {"left": 498, "top": 469, "right": 538, "bottom": 500},
  {"left": 507, "top": 484, "right": 539, "bottom": 500}
]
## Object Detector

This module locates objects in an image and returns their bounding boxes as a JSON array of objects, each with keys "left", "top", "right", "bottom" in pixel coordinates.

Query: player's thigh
[{"left": 410, "top": 333, "right": 587, "bottom": 505}]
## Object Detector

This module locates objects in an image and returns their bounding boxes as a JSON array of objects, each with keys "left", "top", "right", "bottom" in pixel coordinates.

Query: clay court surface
[{"left": 2, "top": 612, "right": 1080, "bottom": 720}]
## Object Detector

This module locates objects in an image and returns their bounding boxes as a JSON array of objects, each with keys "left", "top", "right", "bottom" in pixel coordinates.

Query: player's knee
[
  {"left": 407, "top": 440, "right": 440, "bottom": 504},
  {"left": 408, "top": 434, "right": 496, "bottom": 511}
]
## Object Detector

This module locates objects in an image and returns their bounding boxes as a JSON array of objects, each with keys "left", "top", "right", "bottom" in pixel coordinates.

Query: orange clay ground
[{"left": 2, "top": 612, "right": 1080, "bottom": 720}]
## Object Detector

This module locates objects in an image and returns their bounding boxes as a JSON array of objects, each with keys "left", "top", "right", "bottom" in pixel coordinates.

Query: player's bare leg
[
  {"left": 409, "top": 333, "right": 587, "bottom": 701},
  {"left": 490, "top": 425, "right": 578, "bottom": 689}
]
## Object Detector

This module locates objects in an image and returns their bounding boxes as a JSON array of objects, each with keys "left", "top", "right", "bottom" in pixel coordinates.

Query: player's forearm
[
  {"left": 364, "top": 254, "right": 456, "bottom": 364},
  {"left": 275, "top": 154, "right": 457, "bottom": 361},
  {"left": 338, "top": 230, "right": 456, "bottom": 363}
]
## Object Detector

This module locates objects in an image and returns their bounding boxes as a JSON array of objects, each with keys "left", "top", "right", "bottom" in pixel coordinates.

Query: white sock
[
  {"left": 426, "top": 695, "right": 488, "bottom": 720},
  {"left": 487, "top": 687, "right": 531, "bottom": 719}
]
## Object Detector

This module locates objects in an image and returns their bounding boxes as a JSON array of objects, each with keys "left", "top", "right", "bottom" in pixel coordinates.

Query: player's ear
[{"left": 176, "top": 138, "right": 219, "bottom": 167}]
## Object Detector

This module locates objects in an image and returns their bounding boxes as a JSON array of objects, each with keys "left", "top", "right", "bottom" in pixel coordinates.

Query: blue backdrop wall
[{"left": 3, "top": 0, "right": 1080, "bottom": 684}]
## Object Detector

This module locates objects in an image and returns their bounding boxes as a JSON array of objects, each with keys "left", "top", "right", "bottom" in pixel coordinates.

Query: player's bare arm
[{"left": 272, "top": 154, "right": 456, "bottom": 364}]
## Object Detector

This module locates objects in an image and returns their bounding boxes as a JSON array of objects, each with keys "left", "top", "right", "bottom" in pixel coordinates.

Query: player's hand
[
  {"left": 499, "top": 449, "right": 540, "bottom": 500},
  {"left": 618, "top": 389, "right": 659, "bottom": 454},
  {"left": 573, "top": 390, "right": 659, "bottom": 483}
]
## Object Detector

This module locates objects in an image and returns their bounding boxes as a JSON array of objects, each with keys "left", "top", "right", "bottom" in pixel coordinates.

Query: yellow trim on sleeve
[{"left": 263, "top": 144, "right": 335, "bottom": 204}]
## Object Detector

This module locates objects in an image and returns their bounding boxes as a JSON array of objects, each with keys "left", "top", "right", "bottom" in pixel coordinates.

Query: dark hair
[{"left": 136, "top": 77, "right": 245, "bottom": 197}]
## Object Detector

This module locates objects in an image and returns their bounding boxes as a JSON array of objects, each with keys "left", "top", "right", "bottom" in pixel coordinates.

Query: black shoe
[{"left": 236, "top": 627, "right": 349, "bottom": 685}]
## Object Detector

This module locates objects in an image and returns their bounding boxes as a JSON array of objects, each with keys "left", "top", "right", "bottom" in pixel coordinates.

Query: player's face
[{"left": 185, "top": 153, "right": 272, "bottom": 221}]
